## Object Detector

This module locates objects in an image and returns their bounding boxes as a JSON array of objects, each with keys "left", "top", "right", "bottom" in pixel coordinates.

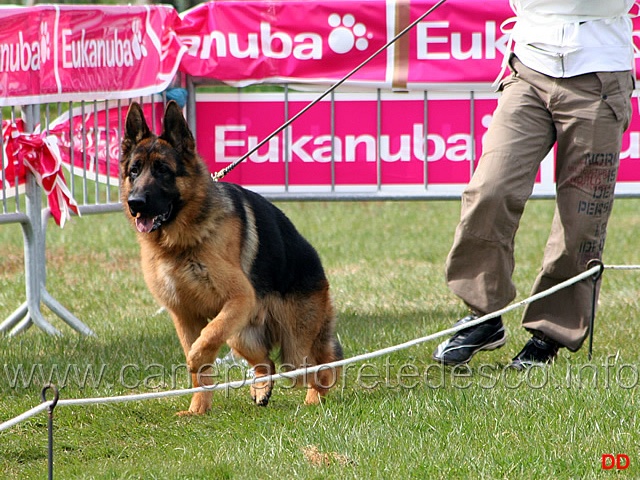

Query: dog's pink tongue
[{"left": 135, "top": 216, "right": 154, "bottom": 233}]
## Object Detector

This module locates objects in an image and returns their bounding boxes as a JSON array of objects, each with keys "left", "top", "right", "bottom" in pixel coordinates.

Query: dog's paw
[
  {"left": 304, "top": 388, "right": 323, "bottom": 405},
  {"left": 176, "top": 392, "right": 211, "bottom": 417},
  {"left": 177, "top": 393, "right": 212, "bottom": 416},
  {"left": 176, "top": 406, "right": 209, "bottom": 416},
  {"left": 251, "top": 380, "right": 273, "bottom": 407},
  {"left": 176, "top": 410, "right": 201, "bottom": 417}
]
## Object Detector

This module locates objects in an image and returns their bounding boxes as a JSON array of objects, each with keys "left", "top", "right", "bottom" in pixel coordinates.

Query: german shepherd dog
[{"left": 120, "top": 101, "right": 343, "bottom": 415}]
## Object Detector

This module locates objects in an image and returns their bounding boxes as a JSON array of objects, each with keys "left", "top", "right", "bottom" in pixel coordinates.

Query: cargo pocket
[{"left": 595, "top": 71, "right": 634, "bottom": 130}]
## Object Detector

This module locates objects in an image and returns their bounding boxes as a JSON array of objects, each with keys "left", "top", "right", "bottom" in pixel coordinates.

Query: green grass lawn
[{"left": 1, "top": 198, "right": 640, "bottom": 479}]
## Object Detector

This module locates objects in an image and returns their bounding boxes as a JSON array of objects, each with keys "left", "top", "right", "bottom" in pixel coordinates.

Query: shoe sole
[
  {"left": 433, "top": 335, "right": 507, "bottom": 366},
  {"left": 509, "top": 357, "right": 556, "bottom": 371}
]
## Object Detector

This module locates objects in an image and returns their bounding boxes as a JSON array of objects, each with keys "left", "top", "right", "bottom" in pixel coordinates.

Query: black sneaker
[
  {"left": 509, "top": 336, "right": 559, "bottom": 370},
  {"left": 432, "top": 315, "right": 506, "bottom": 366}
]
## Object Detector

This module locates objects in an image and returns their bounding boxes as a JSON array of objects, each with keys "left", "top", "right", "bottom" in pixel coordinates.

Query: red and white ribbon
[{"left": 2, "top": 120, "right": 80, "bottom": 227}]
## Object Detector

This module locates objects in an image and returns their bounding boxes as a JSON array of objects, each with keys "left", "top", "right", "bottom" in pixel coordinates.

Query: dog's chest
[{"left": 152, "top": 256, "right": 220, "bottom": 312}]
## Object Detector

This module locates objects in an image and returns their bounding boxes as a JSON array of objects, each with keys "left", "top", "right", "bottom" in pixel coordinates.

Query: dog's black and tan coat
[{"left": 120, "top": 101, "right": 343, "bottom": 415}]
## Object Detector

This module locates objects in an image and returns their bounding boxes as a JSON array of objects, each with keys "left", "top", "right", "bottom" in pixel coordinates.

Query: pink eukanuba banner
[
  {"left": 0, "top": 4, "right": 185, "bottom": 106},
  {"left": 176, "top": 0, "right": 515, "bottom": 88},
  {"left": 195, "top": 93, "right": 640, "bottom": 190},
  {"left": 2, "top": 1, "right": 639, "bottom": 99}
]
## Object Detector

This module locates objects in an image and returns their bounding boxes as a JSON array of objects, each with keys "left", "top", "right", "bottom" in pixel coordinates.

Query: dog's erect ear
[
  {"left": 124, "top": 102, "right": 151, "bottom": 145},
  {"left": 121, "top": 102, "right": 152, "bottom": 165},
  {"left": 160, "top": 100, "right": 195, "bottom": 155}
]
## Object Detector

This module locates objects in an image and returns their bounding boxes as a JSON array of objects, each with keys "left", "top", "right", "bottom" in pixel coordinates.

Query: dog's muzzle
[{"left": 128, "top": 194, "right": 172, "bottom": 233}]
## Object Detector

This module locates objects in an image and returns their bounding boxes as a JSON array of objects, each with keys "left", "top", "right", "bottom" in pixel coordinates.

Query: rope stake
[
  {"left": 41, "top": 384, "right": 59, "bottom": 480},
  {"left": 587, "top": 259, "right": 605, "bottom": 361}
]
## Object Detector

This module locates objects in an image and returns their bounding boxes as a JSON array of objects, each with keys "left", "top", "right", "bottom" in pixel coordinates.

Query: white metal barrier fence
[
  {"left": 2, "top": 81, "right": 640, "bottom": 337},
  {"left": 0, "top": 95, "right": 166, "bottom": 337},
  {"left": 1, "top": 83, "right": 480, "bottom": 338}
]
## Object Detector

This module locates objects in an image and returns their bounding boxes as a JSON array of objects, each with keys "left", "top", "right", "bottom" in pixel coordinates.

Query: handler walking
[{"left": 433, "top": 0, "right": 635, "bottom": 368}]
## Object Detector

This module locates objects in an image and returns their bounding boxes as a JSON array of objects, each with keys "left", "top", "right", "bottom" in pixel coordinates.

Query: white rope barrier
[
  {"left": 0, "top": 403, "right": 50, "bottom": 432},
  {"left": 602, "top": 264, "right": 640, "bottom": 270},
  {"left": 2, "top": 263, "right": 637, "bottom": 433}
]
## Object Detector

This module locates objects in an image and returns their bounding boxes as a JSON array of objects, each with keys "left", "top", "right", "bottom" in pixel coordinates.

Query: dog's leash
[{"left": 211, "top": 0, "right": 449, "bottom": 182}]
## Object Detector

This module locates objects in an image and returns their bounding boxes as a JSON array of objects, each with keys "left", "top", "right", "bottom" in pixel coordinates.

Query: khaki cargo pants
[{"left": 446, "top": 56, "right": 634, "bottom": 351}]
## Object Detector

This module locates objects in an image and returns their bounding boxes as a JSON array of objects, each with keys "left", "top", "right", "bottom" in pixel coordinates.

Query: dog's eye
[
  {"left": 154, "top": 163, "right": 171, "bottom": 176},
  {"left": 129, "top": 164, "right": 140, "bottom": 178}
]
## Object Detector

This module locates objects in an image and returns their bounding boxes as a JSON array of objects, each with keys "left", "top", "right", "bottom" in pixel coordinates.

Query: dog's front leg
[
  {"left": 169, "top": 313, "right": 213, "bottom": 415},
  {"left": 187, "top": 293, "right": 255, "bottom": 375}
]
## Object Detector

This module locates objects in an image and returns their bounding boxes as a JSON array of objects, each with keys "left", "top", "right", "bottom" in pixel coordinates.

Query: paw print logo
[
  {"left": 131, "top": 19, "right": 148, "bottom": 61},
  {"left": 40, "top": 22, "right": 51, "bottom": 65},
  {"left": 327, "top": 13, "right": 371, "bottom": 54}
]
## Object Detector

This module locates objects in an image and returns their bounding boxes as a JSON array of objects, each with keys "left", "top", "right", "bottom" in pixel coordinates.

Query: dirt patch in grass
[
  {"left": 0, "top": 249, "right": 24, "bottom": 277},
  {"left": 302, "top": 445, "right": 354, "bottom": 467}
]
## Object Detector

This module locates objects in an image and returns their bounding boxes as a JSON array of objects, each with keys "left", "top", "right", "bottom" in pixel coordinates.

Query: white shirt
[{"left": 510, "top": 0, "right": 635, "bottom": 77}]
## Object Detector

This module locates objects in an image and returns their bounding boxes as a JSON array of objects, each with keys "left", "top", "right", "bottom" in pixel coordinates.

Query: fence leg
[
  {"left": 10, "top": 172, "right": 61, "bottom": 336},
  {"left": 39, "top": 208, "right": 95, "bottom": 336},
  {"left": 42, "top": 290, "right": 95, "bottom": 336},
  {"left": 0, "top": 301, "right": 28, "bottom": 333},
  {"left": 8, "top": 316, "right": 34, "bottom": 336},
  {"left": 1, "top": 104, "right": 95, "bottom": 337}
]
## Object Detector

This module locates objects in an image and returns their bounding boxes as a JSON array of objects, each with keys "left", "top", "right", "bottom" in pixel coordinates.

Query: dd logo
[{"left": 602, "top": 454, "right": 630, "bottom": 470}]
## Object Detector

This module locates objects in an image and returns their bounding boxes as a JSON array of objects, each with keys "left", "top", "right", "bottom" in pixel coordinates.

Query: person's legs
[
  {"left": 446, "top": 58, "right": 557, "bottom": 314},
  {"left": 435, "top": 57, "right": 557, "bottom": 365},
  {"left": 518, "top": 70, "right": 634, "bottom": 356}
]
